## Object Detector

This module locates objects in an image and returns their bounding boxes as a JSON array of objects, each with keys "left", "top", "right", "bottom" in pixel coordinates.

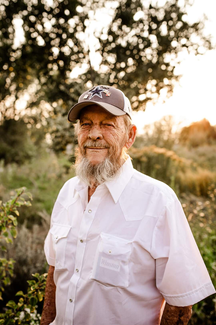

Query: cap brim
[{"left": 68, "top": 101, "right": 126, "bottom": 122}]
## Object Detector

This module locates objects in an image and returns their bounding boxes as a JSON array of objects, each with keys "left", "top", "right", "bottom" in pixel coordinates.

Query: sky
[{"left": 133, "top": 0, "right": 216, "bottom": 133}]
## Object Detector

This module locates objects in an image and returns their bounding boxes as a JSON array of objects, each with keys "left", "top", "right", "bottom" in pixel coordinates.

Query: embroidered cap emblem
[{"left": 84, "top": 86, "right": 111, "bottom": 100}]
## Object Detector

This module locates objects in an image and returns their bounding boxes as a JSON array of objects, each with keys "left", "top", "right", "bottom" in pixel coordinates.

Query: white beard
[{"left": 75, "top": 155, "right": 122, "bottom": 186}]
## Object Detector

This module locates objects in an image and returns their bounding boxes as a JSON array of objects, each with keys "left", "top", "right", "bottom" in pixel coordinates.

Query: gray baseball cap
[{"left": 68, "top": 85, "right": 132, "bottom": 122}]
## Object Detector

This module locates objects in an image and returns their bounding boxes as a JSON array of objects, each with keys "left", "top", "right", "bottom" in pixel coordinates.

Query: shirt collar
[
  {"left": 74, "top": 177, "right": 88, "bottom": 197},
  {"left": 105, "top": 158, "right": 134, "bottom": 203}
]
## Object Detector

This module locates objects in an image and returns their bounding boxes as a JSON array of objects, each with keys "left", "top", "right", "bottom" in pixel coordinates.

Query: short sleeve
[
  {"left": 44, "top": 230, "right": 55, "bottom": 266},
  {"left": 151, "top": 195, "right": 215, "bottom": 306},
  {"left": 44, "top": 200, "right": 64, "bottom": 266}
]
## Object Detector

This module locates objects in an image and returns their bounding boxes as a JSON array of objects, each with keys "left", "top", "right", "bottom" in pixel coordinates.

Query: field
[{"left": 0, "top": 118, "right": 216, "bottom": 324}]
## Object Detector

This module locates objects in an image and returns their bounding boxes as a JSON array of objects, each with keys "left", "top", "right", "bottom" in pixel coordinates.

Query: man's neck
[{"left": 88, "top": 182, "right": 99, "bottom": 201}]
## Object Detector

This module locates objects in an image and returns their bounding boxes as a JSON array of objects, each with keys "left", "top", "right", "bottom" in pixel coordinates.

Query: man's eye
[
  {"left": 104, "top": 123, "right": 114, "bottom": 127},
  {"left": 81, "top": 123, "right": 91, "bottom": 127}
]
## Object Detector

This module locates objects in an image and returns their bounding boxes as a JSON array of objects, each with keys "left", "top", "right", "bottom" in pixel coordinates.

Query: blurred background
[{"left": 0, "top": 0, "right": 215, "bottom": 323}]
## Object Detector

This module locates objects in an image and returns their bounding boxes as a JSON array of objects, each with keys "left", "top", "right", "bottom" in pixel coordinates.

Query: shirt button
[
  {"left": 88, "top": 209, "right": 92, "bottom": 213},
  {"left": 69, "top": 299, "right": 73, "bottom": 303},
  {"left": 76, "top": 268, "right": 79, "bottom": 273},
  {"left": 56, "top": 236, "right": 58, "bottom": 240},
  {"left": 80, "top": 239, "right": 84, "bottom": 243}
]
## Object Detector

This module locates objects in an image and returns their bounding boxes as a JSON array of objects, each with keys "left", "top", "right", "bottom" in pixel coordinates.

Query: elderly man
[{"left": 41, "top": 85, "right": 215, "bottom": 325}]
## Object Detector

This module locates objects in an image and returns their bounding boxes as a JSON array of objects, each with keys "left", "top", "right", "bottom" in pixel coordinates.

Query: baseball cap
[{"left": 68, "top": 85, "right": 132, "bottom": 122}]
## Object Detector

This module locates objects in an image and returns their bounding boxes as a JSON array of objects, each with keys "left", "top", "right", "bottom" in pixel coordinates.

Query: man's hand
[
  {"left": 40, "top": 265, "right": 56, "bottom": 325},
  {"left": 160, "top": 302, "right": 192, "bottom": 325}
]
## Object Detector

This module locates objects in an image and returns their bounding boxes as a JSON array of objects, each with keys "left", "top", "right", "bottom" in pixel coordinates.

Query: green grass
[{"left": 0, "top": 151, "right": 75, "bottom": 225}]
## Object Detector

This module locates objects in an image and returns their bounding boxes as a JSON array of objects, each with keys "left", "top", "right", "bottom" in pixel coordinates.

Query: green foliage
[
  {"left": 0, "top": 273, "right": 47, "bottom": 325},
  {"left": 0, "top": 0, "right": 213, "bottom": 133},
  {"left": 0, "top": 119, "right": 42, "bottom": 165},
  {"left": 0, "top": 189, "right": 47, "bottom": 324},
  {"left": 177, "top": 144, "right": 216, "bottom": 173},
  {"left": 0, "top": 117, "right": 216, "bottom": 323},
  {"left": 177, "top": 168, "right": 216, "bottom": 197},
  {"left": 0, "top": 187, "right": 32, "bottom": 300},
  {"left": 129, "top": 145, "right": 190, "bottom": 191},
  {"left": 131, "top": 117, "right": 216, "bottom": 197},
  {"left": 0, "top": 0, "right": 213, "bottom": 153},
  {"left": 0, "top": 152, "right": 75, "bottom": 224},
  {"left": 97, "top": 0, "right": 213, "bottom": 108},
  {"left": 182, "top": 187, "right": 216, "bottom": 324},
  {"left": 134, "top": 116, "right": 177, "bottom": 150},
  {"left": 0, "top": 0, "right": 86, "bottom": 119}
]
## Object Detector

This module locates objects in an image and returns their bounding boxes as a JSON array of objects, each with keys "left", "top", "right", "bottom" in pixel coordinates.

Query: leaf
[
  {"left": 10, "top": 228, "right": 17, "bottom": 238},
  {"left": 16, "top": 291, "right": 24, "bottom": 296},
  {"left": 38, "top": 291, "right": 44, "bottom": 302},
  {"left": 1, "top": 245, "right": 7, "bottom": 252},
  {"left": 29, "top": 296, "right": 38, "bottom": 306},
  {"left": 5, "top": 238, "right": 12, "bottom": 244},
  {"left": 6, "top": 300, "right": 16, "bottom": 309}
]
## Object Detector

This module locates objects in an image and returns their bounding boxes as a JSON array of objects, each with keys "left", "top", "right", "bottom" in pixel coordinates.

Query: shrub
[
  {"left": 0, "top": 273, "right": 47, "bottom": 325},
  {"left": 177, "top": 168, "right": 216, "bottom": 197},
  {"left": 0, "top": 119, "right": 38, "bottom": 166},
  {"left": 129, "top": 145, "right": 190, "bottom": 188},
  {"left": 181, "top": 187, "right": 216, "bottom": 324},
  {"left": 0, "top": 189, "right": 47, "bottom": 324},
  {"left": 0, "top": 188, "right": 32, "bottom": 300}
]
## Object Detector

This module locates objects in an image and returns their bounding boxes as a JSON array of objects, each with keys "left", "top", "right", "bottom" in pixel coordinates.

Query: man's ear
[{"left": 125, "top": 124, "right": 137, "bottom": 149}]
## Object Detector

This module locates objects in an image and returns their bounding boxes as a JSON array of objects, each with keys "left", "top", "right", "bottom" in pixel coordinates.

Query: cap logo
[{"left": 84, "top": 86, "right": 111, "bottom": 100}]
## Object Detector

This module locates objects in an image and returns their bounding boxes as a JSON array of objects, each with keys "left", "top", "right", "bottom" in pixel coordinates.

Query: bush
[
  {"left": 181, "top": 187, "right": 216, "bottom": 324},
  {"left": 0, "top": 188, "right": 32, "bottom": 300},
  {"left": 0, "top": 119, "right": 38, "bottom": 165},
  {"left": 129, "top": 145, "right": 190, "bottom": 189},
  {"left": 177, "top": 168, "right": 216, "bottom": 197},
  {"left": 0, "top": 273, "right": 47, "bottom": 325},
  {"left": 0, "top": 189, "right": 47, "bottom": 324}
]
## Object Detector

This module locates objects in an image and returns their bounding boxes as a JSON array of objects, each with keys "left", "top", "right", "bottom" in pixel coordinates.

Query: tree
[
  {"left": 87, "top": 0, "right": 213, "bottom": 110},
  {"left": 0, "top": 0, "right": 87, "bottom": 121},
  {"left": 134, "top": 115, "right": 177, "bottom": 149},
  {"left": 179, "top": 118, "right": 216, "bottom": 147},
  {"left": 0, "top": 0, "right": 213, "bottom": 152}
]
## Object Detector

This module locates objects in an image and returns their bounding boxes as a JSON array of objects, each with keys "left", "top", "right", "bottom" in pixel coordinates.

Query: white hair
[{"left": 75, "top": 156, "right": 122, "bottom": 186}]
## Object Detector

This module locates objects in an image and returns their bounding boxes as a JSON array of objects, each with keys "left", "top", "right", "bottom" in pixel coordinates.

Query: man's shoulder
[
  {"left": 118, "top": 169, "right": 178, "bottom": 220},
  {"left": 61, "top": 175, "right": 79, "bottom": 189},
  {"left": 131, "top": 168, "right": 176, "bottom": 201},
  {"left": 56, "top": 176, "right": 80, "bottom": 207}
]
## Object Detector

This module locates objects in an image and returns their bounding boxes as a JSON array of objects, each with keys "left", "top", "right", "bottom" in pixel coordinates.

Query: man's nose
[{"left": 88, "top": 125, "right": 103, "bottom": 140}]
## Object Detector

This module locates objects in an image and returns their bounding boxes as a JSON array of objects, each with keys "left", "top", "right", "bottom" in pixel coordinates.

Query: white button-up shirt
[{"left": 44, "top": 158, "right": 215, "bottom": 325}]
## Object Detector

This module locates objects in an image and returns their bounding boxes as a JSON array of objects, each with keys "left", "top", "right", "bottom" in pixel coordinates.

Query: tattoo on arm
[{"left": 160, "top": 303, "right": 192, "bottom": 325}]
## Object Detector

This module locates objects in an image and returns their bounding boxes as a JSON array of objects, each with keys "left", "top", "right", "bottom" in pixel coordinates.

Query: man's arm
[
  {"left": 160, "top": 303, "right": 192, "bottom": 325},
  {"left": 40, "top": 265, "right": 56, "bottom": 325}
]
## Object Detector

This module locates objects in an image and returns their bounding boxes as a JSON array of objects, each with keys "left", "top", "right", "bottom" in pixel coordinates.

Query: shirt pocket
[
  {"left": 91, "top": 233, "right": 131, "bottom": 288},
  {"left": 50, "top": 223, "right": 71, "bottom": 269}
]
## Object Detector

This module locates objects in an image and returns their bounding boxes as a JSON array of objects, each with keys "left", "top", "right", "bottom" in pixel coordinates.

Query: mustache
[{"left": 83, "top": 141, "right": 110, "bottom": 148}]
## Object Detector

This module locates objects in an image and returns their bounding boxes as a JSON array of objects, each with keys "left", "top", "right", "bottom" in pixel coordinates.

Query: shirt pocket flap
[
  {"left": 100, "top": 233, "right": 131, "bottom": 261},
  {"left": 50, "top": 224, "right": 71, "bottom": 243}
]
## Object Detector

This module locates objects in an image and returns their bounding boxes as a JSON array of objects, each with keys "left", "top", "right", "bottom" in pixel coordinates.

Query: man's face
[{"left": 77, "top": 105, "right": 129, "bottom": 166}]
